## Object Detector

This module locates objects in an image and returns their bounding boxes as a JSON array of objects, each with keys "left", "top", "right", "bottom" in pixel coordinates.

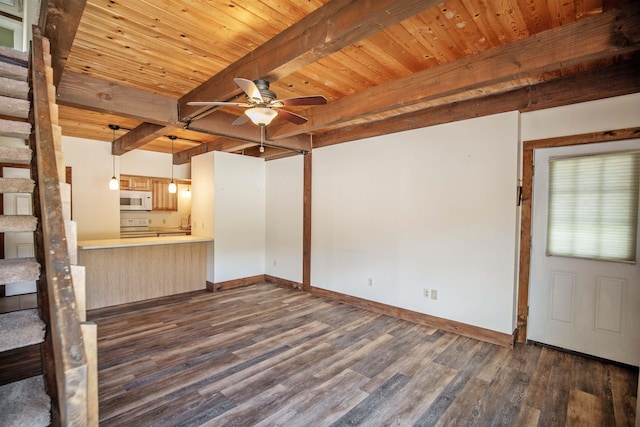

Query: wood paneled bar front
[{"left": 78, "top": 236, "right": 212, "bottom": 310}]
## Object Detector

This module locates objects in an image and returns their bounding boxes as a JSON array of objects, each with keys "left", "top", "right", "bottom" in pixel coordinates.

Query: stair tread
[
  {"left": 0, "top": 177, "right": 34, "bottom": 193},
  {"left": 0, "top": 61, "right": 28, "bottom": 82},
  {"left": 0, "top": 146, "right": 32, "bottom": 164},
  {"left": 0, "top": 95, "right": 29, "bottom": 119},
  {"left": 0, "top": 258, "right": 40, "bottom": 284},
  {"left": 0, "top": 215, "right": 38, "bottom": 232},
  {"left": 0, "top": 375, "right": 50, "bottom": 427},
  {"left": 0, "top": 46, "right": 28, "bottom": 64},
  {"left": 0, "top": 76, "right": 28, "bottom": 100},
  {"left": 0, "top": 118, "right": 31, "bottom": 139},
  {"left": 0, "top": 309, "right": 45, "bottom": 352}
]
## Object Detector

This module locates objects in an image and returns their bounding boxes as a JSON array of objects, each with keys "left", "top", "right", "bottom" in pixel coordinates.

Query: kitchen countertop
[{"left": 78, "top": 235, "right": 212, "bottom": 250}]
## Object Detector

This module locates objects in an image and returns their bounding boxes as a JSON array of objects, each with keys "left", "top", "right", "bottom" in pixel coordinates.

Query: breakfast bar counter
[{"left": 78, "top": 235, "right": 213, "bottom": 310}]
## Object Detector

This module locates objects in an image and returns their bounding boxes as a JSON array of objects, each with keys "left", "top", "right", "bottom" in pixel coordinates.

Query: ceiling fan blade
[
  {"left": 232, "top": 114, "right": 249, "bottom": 126},
  {"left": 187, "top": 101, "right": 252, "bottom": 107},
  {"left": 278, "top": 109, "right": 308, "bottom": 125},
  {"left": 234, "top": 78, "right": 263, "bottom": 103},
  {"left": 278, "top": 95, "right": 328, "bottom": 107}
]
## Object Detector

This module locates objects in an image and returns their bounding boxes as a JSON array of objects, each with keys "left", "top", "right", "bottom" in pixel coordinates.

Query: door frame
[{"left": 516, "top": 126, "right": 640, "bottom": 343}]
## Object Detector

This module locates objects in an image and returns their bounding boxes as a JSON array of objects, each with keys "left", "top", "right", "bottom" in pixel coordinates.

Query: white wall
[
  {"left": 214, "top": 152, "right": 266, "bottom": 282},
  {"left": 191, "top": 151, "right": 266, "bottom": 283},
  {"left": 62, "top": 137, "right": 119, "bottom": 239},
  {"left": 62, "top": 135, "right": 190, "bottom": 239},
  {"left": 265, "top": 155, "right": 303, "bottom": 282},
  {"left": 521, "top": 93, "right": 640, "bottom": 140},
  {"left": 311, "top": 112, "right": 520, "bottom": 334}
]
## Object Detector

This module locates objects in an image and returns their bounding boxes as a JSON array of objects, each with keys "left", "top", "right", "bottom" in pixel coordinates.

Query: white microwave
[{"left": 120, "top": 190, "right": 152, "bottom": 211}]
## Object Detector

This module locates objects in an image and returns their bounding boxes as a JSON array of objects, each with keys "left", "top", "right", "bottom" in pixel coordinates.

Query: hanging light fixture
[
  {"left": 168, "top": 135, "right": 177, "bottom": 194},
  {"left": 245, "top": 107, "right": 278, "bottom": 126},
  {"left": 108, "top": 124, "right": 119, "bottom": 190}
]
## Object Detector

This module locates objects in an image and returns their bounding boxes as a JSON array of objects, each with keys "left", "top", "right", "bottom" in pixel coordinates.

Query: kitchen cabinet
[
  {"left": 120, "top": 175, "right": 151, "bottom": 191},
  {"left": 151, "top": 179, "right": 178, "bottom": 211}
]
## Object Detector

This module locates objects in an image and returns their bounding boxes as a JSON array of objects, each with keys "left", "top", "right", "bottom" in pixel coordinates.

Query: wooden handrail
[{"left": 30, "top": 28, "right": 88, "bottom": 425}]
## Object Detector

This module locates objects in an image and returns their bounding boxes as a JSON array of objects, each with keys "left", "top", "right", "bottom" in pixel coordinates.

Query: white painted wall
[
  {"left": 62, "top": 137, "right": 119, "bottom": 240},
  {"left": 265, "top": 155, "right": 303, "bottom": 282},
  {"left": 521, "top": 93, "right": 640, "bottom": 140},
  {"left": 214, "top": 152, "right": 265, "bottom": 282},
  {"left": 62, "top": 135, "right": 190, "bottom": 240},
  {"left": 191, "top": 151, "right": 266, "bottom": 283},
  {"left": 311, "top": 112, "right": 520, "bottom": 334}
]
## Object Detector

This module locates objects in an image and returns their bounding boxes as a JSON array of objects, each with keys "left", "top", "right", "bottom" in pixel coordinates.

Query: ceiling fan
[{"left": 187, "top": 78, "right": 327, "bottom": 127}]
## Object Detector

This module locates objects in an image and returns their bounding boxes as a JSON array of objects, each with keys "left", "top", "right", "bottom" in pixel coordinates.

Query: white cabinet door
[
  {"left": 528, "top": 140, "right": 640, "bottom": 366},
  {"left": 3, "top": 167, "right": 36, "bottom": 296}
]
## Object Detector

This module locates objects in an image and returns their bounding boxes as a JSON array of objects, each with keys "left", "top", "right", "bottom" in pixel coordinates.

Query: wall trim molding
[
  {"left": 207, "top": 275, "right": 266, "bottom": 292},
  {"left": 311, "top": 286, "right": 515, "bottom": 348},
  {"left": 264, "top": 275, "right": 303, "bottom": 290}
]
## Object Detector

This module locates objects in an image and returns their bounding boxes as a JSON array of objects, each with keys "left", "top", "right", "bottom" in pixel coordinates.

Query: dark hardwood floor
[{"left": 88, "top": 283, "right": 638, "bottom": 426}]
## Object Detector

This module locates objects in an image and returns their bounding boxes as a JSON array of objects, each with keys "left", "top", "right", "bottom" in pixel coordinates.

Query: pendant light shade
[
  {"left": 168, "top": 135, "right": 177, "bottom": 194},
  {"left": 245, "top": 107, "right": 278, "bottom": 126},
  {"left": 108, "top": 124, "right": 119, "bottom": 190}
]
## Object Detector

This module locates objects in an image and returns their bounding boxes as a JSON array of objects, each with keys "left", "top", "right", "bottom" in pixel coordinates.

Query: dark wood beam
[
  {"left": 303, "top": 152, "right": 312, "bottom": 292},
  {"left": 41, "top": 0, "right": 88, "bottom": 87},
  {"left": 57, "top": 72, "right": 179, "bottom": 125},
  {"left": 178, "top": 0, "right": 441, "bottom": 121},
  {"left": 112, "top": 123, "right": 177, "bottom": 156},
  {"left": 270, "top": 4, "right": 640, "bottom": 140},
  {"left": 173, "top": 139, "right": 256, "bottom": 165},
  {"left": 313, "top": 54, "right": 640, "bottom": 147}
]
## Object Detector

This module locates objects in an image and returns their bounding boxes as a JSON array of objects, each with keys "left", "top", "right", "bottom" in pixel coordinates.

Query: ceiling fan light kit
[{"left": 245, "top": 107, "right": 278, "bottom": 126}]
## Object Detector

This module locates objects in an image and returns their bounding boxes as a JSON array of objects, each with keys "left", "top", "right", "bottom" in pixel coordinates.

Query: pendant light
[
  {"left": 168, "top": 135, "right": 177, "bottom": 194},
  {"left": 108, "top": 124, "right": 119, "bottom": 190}
]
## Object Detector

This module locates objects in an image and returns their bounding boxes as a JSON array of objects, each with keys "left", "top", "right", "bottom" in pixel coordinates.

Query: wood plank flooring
[{"left": 88, "top": 283, "right": 638, "bottom": 426}]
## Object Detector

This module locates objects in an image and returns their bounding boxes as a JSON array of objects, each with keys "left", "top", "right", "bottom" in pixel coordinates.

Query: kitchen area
[
  {"left": 118, "top": 174, "right": 193, "bottom": 238},
  {"left": 77, "top": 172, "right": 213, "bottom": 310}
]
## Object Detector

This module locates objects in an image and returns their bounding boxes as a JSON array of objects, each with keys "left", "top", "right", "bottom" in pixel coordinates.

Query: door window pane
[{"left": 547, "top": 151, "right": 639, "bottom": 263}]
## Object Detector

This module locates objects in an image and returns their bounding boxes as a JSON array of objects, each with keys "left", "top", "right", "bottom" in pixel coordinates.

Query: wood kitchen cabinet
[
  {"left": 120, "top": 175, "right": 151, "bottom": 191},
  {"left": 151, "top": 179, "right": 178, "bottom": 211}
]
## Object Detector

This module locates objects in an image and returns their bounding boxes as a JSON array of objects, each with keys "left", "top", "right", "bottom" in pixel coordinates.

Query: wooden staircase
[{"left": 0, "top": 30, "right": 97, "bottom": 426}]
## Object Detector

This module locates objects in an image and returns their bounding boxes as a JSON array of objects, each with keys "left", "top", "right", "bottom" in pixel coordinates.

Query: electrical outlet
[
  {"left": 431, "top": 289, "right": 438, "bottom": 300},
  {"left": 424, "top": 289, "right": 429, "bottom": 298},
  {"left": 368, "top": 278, "right": 373, "bottom": 286},
  {"left": 273, "top": 260, "right": 277, "bottom": 267}
]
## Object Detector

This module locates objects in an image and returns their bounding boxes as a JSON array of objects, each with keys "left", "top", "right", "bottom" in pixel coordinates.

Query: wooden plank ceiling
[{"left": 45, "top": 0, "right": 640, "bottom": 162}]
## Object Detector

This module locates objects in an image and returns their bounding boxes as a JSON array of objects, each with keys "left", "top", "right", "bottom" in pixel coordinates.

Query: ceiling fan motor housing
[{"left": 252, "top": 79, "right": 277, "bottom": 104}]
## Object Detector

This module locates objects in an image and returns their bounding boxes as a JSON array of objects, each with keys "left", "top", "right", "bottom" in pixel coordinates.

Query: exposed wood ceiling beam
[
  {"left": 269, "top": 4, "right": 640, "bottom": 140},
  {"left": 112, "top": 123, "right": 177, "bottom": 156},
  {"left": 178, "top": 0, "right": 441, "bottom": 121},
  {"left": 40, "top": 0, "right": 88, "bottom": 87},
  {"left": 57, "top": 71, "right": 179, "bottom": 125},
  {"left": 173, "top": 139, "right": 256, "bottom": 165},
  {"left": 313, "top": 54, "right": 640, "bottom": 147}
]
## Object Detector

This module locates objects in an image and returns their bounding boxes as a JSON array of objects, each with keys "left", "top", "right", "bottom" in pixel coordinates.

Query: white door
[
  {"left": 3, "top": 167, "right": 36, "bottom": 296},
  {"left": 528, "top": 139, "right": 640, "bottom": 367}
]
